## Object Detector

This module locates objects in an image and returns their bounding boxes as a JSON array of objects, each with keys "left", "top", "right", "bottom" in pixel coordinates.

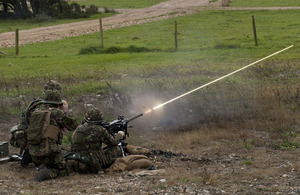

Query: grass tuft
[
  {"left": 214, "top": 42, "right": 241, "bottom": 49},
  {"left": 280, "top": 140, "right": 299, "bottom": 150},
  {"left": 79, "top": 45, "right": 162, "bottom": 54}
]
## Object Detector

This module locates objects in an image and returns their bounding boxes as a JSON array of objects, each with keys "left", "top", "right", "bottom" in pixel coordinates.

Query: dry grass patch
[
  {"left": 167, "top": 166, "right": 217, "bottom": 185},
  {"left": 148, "top": 125, "right": 244, "bottom": 155}
]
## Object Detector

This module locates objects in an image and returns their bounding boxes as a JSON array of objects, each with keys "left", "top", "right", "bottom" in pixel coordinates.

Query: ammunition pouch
[{"left": 44, "top": 125, "right": 60, "bottom": 142}]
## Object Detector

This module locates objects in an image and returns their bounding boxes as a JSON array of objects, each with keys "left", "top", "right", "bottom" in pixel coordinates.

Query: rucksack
[
  {"left": 10, "top": 100, "right": 43, "bottom": 149},
  {"left": 27, "top": 109, "right": 60, "bottom": 145},
  {"left": 9, "top": 100, "right": 63, "bottom": 149}
]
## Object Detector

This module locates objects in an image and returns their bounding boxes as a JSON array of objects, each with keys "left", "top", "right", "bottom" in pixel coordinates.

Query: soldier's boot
[
  {"left": 35, "top": 167, "right": 54, "bottom": 182},
  {"left": 35, "top": 163, "right": 46, "bottom": 172},
  {"left": 147, "top": 165, "right": 156, "bottom": 170},
  {"left": 21, "top": 149, "right": 32, "bottom": 167}
]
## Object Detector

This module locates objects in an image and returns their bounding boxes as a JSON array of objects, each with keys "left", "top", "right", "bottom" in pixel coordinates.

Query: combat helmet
[
  {"left": 44, "top": 80, "right": 62, "bottom": 92},
  {"left": 85, "top": 108, "right": 103, "bottom": 122},
  {"left": 43, "top": 89, "right": 62, "bottom": 102}
]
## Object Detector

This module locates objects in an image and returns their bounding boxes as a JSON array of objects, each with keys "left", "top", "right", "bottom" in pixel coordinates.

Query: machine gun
[
  {"left": 103, "top": 113, "right": 143, "bottom": 139},
  {"left": 101, "top": 113, "right": 143, "bottom": 156}
]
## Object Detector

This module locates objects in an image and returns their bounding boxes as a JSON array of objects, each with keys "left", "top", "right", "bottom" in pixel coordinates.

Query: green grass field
[
  {"left": 231, "top": 0, "right": 300, "bottom": 7},
  {"left": 1, "top": 10, "right": 299, "bottom": 93},
  {"left": 2, "top": 0, "right": 299, "bottom": 33}
]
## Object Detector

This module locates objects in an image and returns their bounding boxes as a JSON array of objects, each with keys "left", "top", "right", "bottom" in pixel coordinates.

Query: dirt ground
[
  {"left": 0, "top": 0, "right": 300, "bottom": 194},
  {"left": 0, "top": 127, "right": 299, "bottom": 195},
  {"left": 0, "top": 110, "right": 299, "bottom": 194}
]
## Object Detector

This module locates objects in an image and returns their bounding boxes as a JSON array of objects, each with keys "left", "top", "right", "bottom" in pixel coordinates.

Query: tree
[
  {"left": 0, "top": 0, "right": 32, "bottom": 18},
  {"left": 0, "top": 0, "right": 99, "bottom": 19}
]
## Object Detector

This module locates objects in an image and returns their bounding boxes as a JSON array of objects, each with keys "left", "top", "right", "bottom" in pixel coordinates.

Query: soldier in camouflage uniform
[
  {"left": 18, "top": 80, "right": 64, "bottom": 130},
  {"left": 10, "top": 80, "right": 68, "bottom": 167},
  {"left": 67, "top": 108, "right": 125, "bottom": 173},
  {"left": 26, "top": 80, "right": 78, "bottom": 182}
]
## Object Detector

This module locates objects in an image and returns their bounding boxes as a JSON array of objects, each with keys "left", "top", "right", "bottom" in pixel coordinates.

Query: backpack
[
  {"left": 26, "top": 109, "right": 60, "bottom": 145},
  {"left": 9, "top": 100, "right": 63, "bottom": 149},
  {"left": 10, "top": 99, "right": 43, "bottom": 149}
]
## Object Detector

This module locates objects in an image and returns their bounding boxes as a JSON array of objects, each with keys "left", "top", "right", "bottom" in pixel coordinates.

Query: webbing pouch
[{"left": 45, "top": 125, "right": 60, "bottom": 142}]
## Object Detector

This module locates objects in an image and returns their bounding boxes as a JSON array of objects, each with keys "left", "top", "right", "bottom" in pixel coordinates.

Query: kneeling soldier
[{"left": 66, "top": 108, "right": 125, "bottom": 173}]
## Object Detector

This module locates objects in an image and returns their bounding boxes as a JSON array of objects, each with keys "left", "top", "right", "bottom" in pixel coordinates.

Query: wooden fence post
[
  {"left": 174, "top": 21, "right": 178, "bottom": 50},
  {"left": 99, "top": 18, "right": 104, "bottom": 48},
  {"left": 252, "top": 15, "right": 258, "bottom": 46},
  {"left": 15, "top": 28, "right": 19, "bottom": 56}
]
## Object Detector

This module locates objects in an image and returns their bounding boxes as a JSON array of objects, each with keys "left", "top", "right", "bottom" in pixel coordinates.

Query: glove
[{"left": 118, "top": 131, "right": 125, "bottom": 138}]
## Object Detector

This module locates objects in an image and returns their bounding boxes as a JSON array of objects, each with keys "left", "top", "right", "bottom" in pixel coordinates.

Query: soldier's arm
[
  {"left": 101, "top": 127, "right": 123, "bottom": 146},
  {"left": 61, "top": 113, "right": 78, "bottom": 131},
  {"left": 53, "top": 109, "right": 78, "bottom": 131}
]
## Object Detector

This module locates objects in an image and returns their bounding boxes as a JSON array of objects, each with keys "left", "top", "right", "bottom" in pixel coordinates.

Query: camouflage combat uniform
[
  {"left": 69, "top": 122, "right": 123, "bottom": 173},
  {"left": 26, "top": 80, "right": 78, "bottom": 181},
  {"left": 28, "top": 104, "right": 78, "bottom": 179}
]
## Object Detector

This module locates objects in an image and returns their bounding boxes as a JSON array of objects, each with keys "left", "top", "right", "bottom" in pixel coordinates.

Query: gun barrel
[{"left": 127, "top": 113, "right": 143, "bottom": 122}]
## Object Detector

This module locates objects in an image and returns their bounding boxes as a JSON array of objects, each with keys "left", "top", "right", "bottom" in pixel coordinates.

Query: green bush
[
  {"left": 29, "top": 13, "right": 53, "bottom": 23},
  {"left": 103, "top": 7, "right": 116, "bottom": 13},
  {"left": 28, "top": 1, "right": 101, "bottom": 19}
]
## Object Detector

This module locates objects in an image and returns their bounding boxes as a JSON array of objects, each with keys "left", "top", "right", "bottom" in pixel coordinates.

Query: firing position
[{"left": 65, "top": 108, "right": 125, "bottom": 173}]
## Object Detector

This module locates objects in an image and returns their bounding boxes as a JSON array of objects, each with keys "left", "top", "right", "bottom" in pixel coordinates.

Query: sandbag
[
  {"left": 126, "top": 145, "right": 152, "bottom": 156},
  {"left": 108, "top": 155, "right": 152, "bottom": 172}
]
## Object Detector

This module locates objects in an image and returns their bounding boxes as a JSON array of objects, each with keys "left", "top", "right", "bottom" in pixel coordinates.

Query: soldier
[
  {"left": 26, "top": 80, "right": 78, "bottom": 182},
  {"left": 66, "top": 108, "right": 125, "bottom": 173},
  {"left": 10, "top": 80, "right": 68, "bottom": 167}
]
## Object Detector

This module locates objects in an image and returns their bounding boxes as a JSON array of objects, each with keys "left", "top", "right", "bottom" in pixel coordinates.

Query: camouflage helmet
[
  {"left": 43, "top": 89, "right": 62, "bottom": 102},
  {"left": 44, "top": 80, "right": 62, "bottom": 92},
  {"left": 10, "top": 125, "right": 27, "bottom": 148},
  {"left": 85, "top": 108, "right": 103, "bottom": 121}
]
